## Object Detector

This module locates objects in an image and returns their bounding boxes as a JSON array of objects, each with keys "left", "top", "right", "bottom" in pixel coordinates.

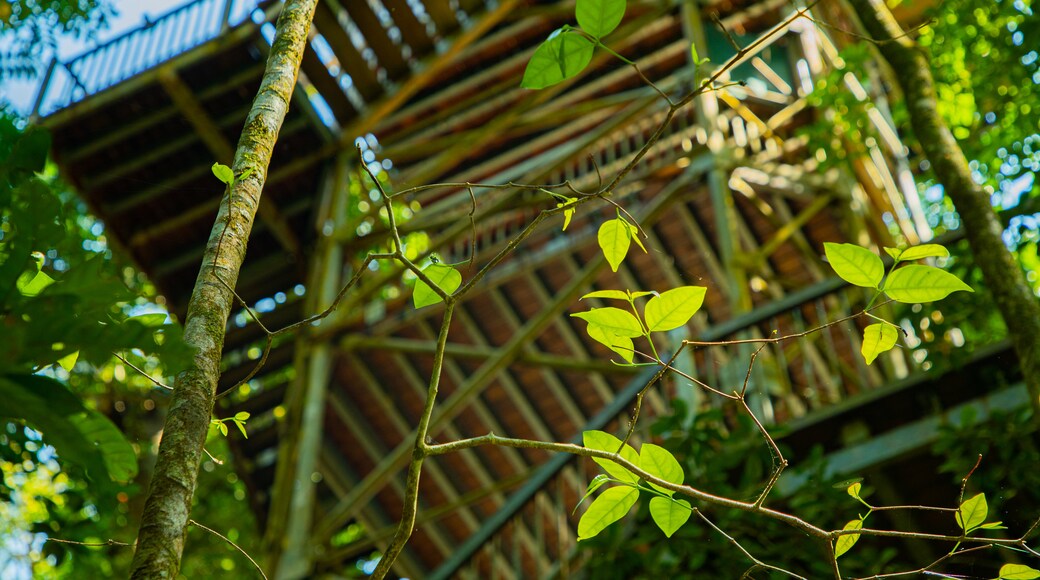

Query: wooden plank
[
  {"left": 339, "top": 0, "right": 410, "bottom": 80},
  {"left": 300, "top": 42, "right": 358, "bottom": 123},
  {"left": 312, "top": 1, "right": 383, "bottom": 102},
  {"left": 421, "top": 0, "right": 458, "bottom": 35},
  {"left": 382, "top": 0, "right": 435, "bottom": 56}
]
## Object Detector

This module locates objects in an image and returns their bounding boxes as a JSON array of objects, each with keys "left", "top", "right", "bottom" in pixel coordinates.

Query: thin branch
[
  {"left": 45, "top": 537, "right": 133, "bottom": 548},
  {"left": 958, "top": 454, "right": 983, "bottom": 504},
  {"left": 114, "top": 352, "right": 172, "bottom": 391},
  {"left": 189, "top": 519, "right": 267, "bottom": 580},
  {"left": 694, "top": 508, "right": 807, "bottom": 580},
  {"left": 851, "top": 544, "right": 991, "bottom": 580}
]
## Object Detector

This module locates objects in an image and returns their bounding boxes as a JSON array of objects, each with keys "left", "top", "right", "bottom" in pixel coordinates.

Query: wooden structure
[{"left": 35, "top": 0, "right": 1022, "bottom": 577}]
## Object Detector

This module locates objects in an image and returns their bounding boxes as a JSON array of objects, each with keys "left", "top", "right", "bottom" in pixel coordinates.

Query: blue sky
[{"left": 1, "top": 0, "right": 192, "bottom": 112}]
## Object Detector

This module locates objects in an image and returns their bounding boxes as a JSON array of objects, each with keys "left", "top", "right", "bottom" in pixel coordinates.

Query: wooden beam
[
  {"left": 311, "top": 0, "right": 383, "bottom": 102},
  {"left": 143, "top": 66, "right": 305, "bottom": 261},
  {"left": 337, "top": 0, "right": 520, "bottom": 143},
  {"left": 340, "top": 336, "right": 637, "bottom": 376},
  {"left": 335, "top": 0, "right": 410, "bottom": 80}
]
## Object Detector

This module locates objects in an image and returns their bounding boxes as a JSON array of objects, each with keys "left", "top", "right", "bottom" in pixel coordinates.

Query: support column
[{"left": 263, "top": 153, "right": 351, "bottom": 579}]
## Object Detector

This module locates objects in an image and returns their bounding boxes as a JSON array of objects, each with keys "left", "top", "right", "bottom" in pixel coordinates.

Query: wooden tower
[{"left": 34, "top": 0, "right": 1024, "bottom": 577}]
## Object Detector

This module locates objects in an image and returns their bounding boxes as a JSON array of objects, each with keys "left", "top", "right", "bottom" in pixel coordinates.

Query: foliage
[{"left": 0, "top": 0, "right": 113, "bottom": 79}]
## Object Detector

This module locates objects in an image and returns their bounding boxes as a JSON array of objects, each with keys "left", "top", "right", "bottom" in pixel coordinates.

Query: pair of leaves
[
  {"left": 211, "top": 162, "right": 254, "bottom": 187},
  {"left": 521, "top": 0, "right": 626, "bottom": 89},
  {"left": 824, "top": 243, "right": 972, "bottom": 365},
  {"left": 824, "top": 242, "right": 970, "bottom": 301},
  {"left": 212, "top": 411, "right": 251, "bottom": 438},
  {"left": 577, "top": 431, "right": 689, "bottom": 539},
  {"left": 956, "top": 492, "right": 1005, "bottom": 534},
  {"left": 573, "top": 286, "right": 706, "bottom": 362},
  {"left": 413, "top": 262, "right": 462, "bottom": 309}
]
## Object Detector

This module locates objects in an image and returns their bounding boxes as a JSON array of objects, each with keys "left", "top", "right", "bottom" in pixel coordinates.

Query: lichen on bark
[{"left": 128, "top": 1, "right": 318, "bottom": 577}]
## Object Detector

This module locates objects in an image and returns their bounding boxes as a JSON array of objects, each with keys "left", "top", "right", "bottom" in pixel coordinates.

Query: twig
[
  {"left": 851, "top": 544, "right": 991, "bottom": 579},
  {"left": 45, "top": 537, "right": 133, "bottom": 548},
  {"left": 958, "top": 454, "right": 983, "bottom": 504},
  {"left": 114, "top": 352, "right": 172, "bottom": 391},
  {"left": 189, "top": 519, "right": 267, "bottom": 580},
  {"left": 694, "top": 508, "right": 807, "bottom": 579}
]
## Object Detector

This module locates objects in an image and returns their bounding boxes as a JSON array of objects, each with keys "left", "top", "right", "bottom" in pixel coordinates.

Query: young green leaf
[
  {"left": 956, "top": 492, "right": 988, "bottom": 532},
  {"left": 824, "top": 242, "right": 884, "bottom": 289},
  {"left": 861, "top": 323, "right": 898, "bottom": 365},
  {"left": 521, "top": 30, "right": 595, "bottom": 89},
  {"left": 586, "top": 324, "right": 634, "bottom": 363},
  {"left": 235, "top": 411, "right": 250, "bottom": 421},
  {"left": 576, "top": 0, "right": 626, "bottom": 37},
  {"left": 218, "top": 421, "right": 228, "bottom": 436},
  {"left": 583, "top": 430, "right": 640, "bottom": 483},
  {"left": 17, "top": 270, "right": 54, "bottom": 297},
  {"left": 979, "top": 521, "right": 1007, "bottom": 530},
  {"left": 577, "top": 485, "right": 638, "bottom": 541},
  {"left": 883, "top": 265, "right": 973, "bottom": 303},
  {"left": 690, "top": 42, "right": 700, "bottom": 66},
  {"left": 56, "top": 350, "right": 79, "bottom": 372},
  {"left": 413, "top": 263, "right": 462, "bottom": 309},
  {"left": 643, "top": 286, "right": 707, "bottom": 332},
  {"left": 835, "top": 519, "right": 862, "bottom": 558},
  {"left": 582, "top": 290, "right": 633, "bottom": 301},
  {"left": 211, "top": 162, "right": 235, "bottom": 186},
  {"left": 574, "top": 474, "right": 612, "bottom": 513},
  {"left": 649, "top": 496, "right": 691, "bottom": 538},
  {"left": 898, "top": 244, "right": 949, "bottom": 262},
  {"left": 998, "top": 563, "right": 1040, "bottom": 579},
  {"left": 571, "top": 307, "right": 644, "bottom": 338},
  {"left": 847, "top": 482, "right": 862, "bottom": 499},
  {"left": 883, "top": 247, "right": 903, "bottom": 261},
  {"left": 640, "top": 443, "right": 684, "bottom": 495},
  {"left": 598, "top": 218, "right": 633, "bottom": 272},
  {"left": 557, "top": 197, "right": 577, "bottom": 231},
  {"left": 625, "top": 219, "right": 646, "bottom": 253}
]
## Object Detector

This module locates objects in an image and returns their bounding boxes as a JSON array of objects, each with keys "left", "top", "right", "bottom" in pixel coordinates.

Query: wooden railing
[{"left": 31, "top": 0, "right": 268, "bottom": 117}]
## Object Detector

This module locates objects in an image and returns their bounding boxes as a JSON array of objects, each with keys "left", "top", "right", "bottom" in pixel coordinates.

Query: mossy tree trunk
[
  {"left": 128, "top": 1, "right": 318, "bottom": 577},
  {"left": 847, "top": 0, "right": 1040, "bottom": 414}
]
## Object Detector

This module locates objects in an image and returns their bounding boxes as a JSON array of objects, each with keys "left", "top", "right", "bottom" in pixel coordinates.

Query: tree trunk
[
  {"left": 128, "top": 1, "right": 317, "bottom": 577},
  {"left": 847, "top": 0, "right": 1040, "bottom": 413}
]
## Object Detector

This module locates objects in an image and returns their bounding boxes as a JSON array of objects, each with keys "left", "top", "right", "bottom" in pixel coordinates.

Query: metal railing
[{"left": 31, "top": 0, "right": 270, "bottom": 117}]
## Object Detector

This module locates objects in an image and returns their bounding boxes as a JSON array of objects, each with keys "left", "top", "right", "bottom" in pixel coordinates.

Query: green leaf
[
  {"left": 898, "top": 244, "right": 949, "bottom": 262},
  {"left": 649, "top": 496, "right": 691, "bottom": 538},
  {"left": 577, "top": 485, "right": 638, "bottom": 541},
  {"left": 0, "top": 374, "right": 137, "bottom": 483},
  {"left": 583, "top": 430, "right": 640, "bottom": 483},
  {"left": 235, "top": 411, "right": 250, "bottom": 421},
  {"left": 861, "top": 323, "right": 898, "bottom": 365},
  {"left": 571, "top": 307, "right": 644, "bottom": 338},
  {"left": 979, "top": 521, "right": 1007, "bottom": 530},
  {"left": 557, "top": 198, "right": 577, "bottom": 231},
  {"left": 643, "top": 286, "right": 707, "bottom": 332},
  {"left": 625, "top": 220, "right": 646, "bottom": 253},
  {"left": 999, "top": 563, "right": 1040, "bottom": 579},
  {"left": 835, "top": 519, "right": 862, "bottom": 558},
  {"left": 574, "top": 474, "right": 612, "bottom": 513},
  {"left": 218, "top": 421, "right": 228, "bottom": 436},
  {"left": 884, "top": 265, "right": 973, "bottom": 303},
  {"left": 131, "top": 313, "right": 169, "bottom": 327},
  {"left": 586, "top": 324, "right": 634, "bottom": 363},
  {"left": 582, "top": 290, "right": 633, "bottom": 301},
  {"left": 824, "top": 242, "right": 884, "bottom": 289},
  {"left": 521, "top": 30, "right": 595, "bottom": 89},
  {"left": 956, "top": 492, "right": 987, "bottom": 532},
  {"left": 640, "top": 443, "right": 684, "bottom": 495},
  {"left": 598, "top": 218, "right": 633, "bottom": 272},
  {"left": 576, "top": 0, "right": 626, "bottom": 37},
  {"left": 211, "top": 162, "right": 235, "bottom": 186},
  {"left": 56, "top": 350, "right": 79, "bottom": 372},
  {"left": 413, "top": 263, "right": 462, "bottom": 309},
  {"left": 847, "top": 482, "right": 862, "bottom": 499},
  {"left": 233, "top": 420, "right": 248, "bottom": 439},
  {"left": 883, "top": 247, "right": 903, "bottom": 261},
  {"left": 690, "top": 42, "right": 700, "bottom": 66},
  {"left": 17, "top": 270, "right": 54, "bottom": 296}
]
